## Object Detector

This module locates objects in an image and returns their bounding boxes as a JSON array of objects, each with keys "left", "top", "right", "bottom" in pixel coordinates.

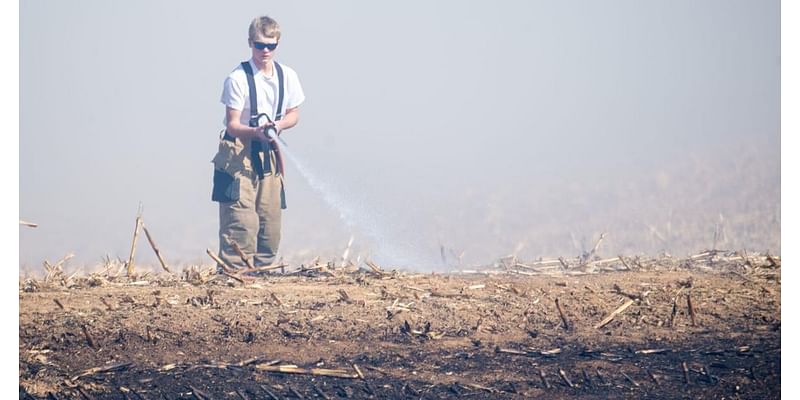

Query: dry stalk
[
  {"left": 594, "top": 299, "right": 635, "bottom": 329},
  {"left": 188, "top": 384, "right": 211, "bottom": 400},
  {"left": 126, "top": 208, "right": 143, "bottom": 278},
  {"left": 682, "top": 361, "right": 690, "bottom": 384},
  {"left": 621, "top": 371, "right": 639, "bottom": 387},
  {"left": 81, "top": 324, "right": 97, "bottom": 349},
  {"left": 558, "top": 369, "right": 574, "bottom": 388},
  {"left": 583, "top": 369, "right": 593, "bottom": 387},
  {"left": 687, "top": 293, "right": 697, "bottom": 326},
  {"left": 235, "top": 389, "right": 250, "bottom": 400},
  {"left": 44, "top": 253, "right": 74, "bottom": 284},
  {"left": 539, "top": 369, "right": 551, "bottom": 389},
  {"left": 555, "top": 298, "right": 570, "bottom": 331},
  {"left": 647, "top": 369, "right": 660, "bottom": 384},
  {"left": 582, "top": 232, "right": 606, "bottom": 264},
  {"left": 495, "top": 347, "right": 536, "bottom": 357},
  {"left": 312, "top": 384, "right": 330, "bottom": 400},
  {"left": 669, "top": 287, "right": 684, "bottom": 327},
  {"left": 353, "top": 364, "right": 365, "bottom": 379},
  {"left": 142, "top": 225, "right": 171, "bottom": 273},
  {"left": 286, "top": 384, "right": 304, "bottom": 399},
  {"left": 230, "top": 241, "right": 255, "bottom": 269},
  {"left": 365, "top": 260, "right": 384, "bottom": 274},
  {"left": 255, "top": 364, "right": 359, "bottom": 379},
  {"left": 205, "top": 249, "right": 250, "bottom": 283},
  {"left": 100, "top": 297, "right": 115, "bottom": 311},
  {"left": 70, "top": 362, "right": 133, "bottom": 381},
  {"left": 595, "top": 368, "right": 607, "bottom": 386},
  {"left": 259, "top": 384, "right": 281, "bottom": 400},
  {"left": 205, "top": 249, "right": 235, "bottom": 273},
  {"left": 239, "top": 263, "right": 289, "bottom": 274}
]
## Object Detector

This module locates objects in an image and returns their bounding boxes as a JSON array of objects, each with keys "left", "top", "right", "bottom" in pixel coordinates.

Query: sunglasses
[{"left": 253, "top": 41, "right": 278, "bottom": 51}]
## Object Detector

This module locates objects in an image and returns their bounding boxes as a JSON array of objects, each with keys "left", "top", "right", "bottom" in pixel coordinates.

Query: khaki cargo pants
[{"left": 212, "top": 133, "right": 285, "bottom": 268}]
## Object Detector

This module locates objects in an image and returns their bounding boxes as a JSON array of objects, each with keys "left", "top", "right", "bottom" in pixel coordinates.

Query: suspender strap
[
  {"left": 274, "top": 62, "right": 285, "bottom": 121},
  {"left": 238, "top": 60, "right": 286, "bottom": 178},
  {"left": 271, "top": 62, "right": 286, "bottom": 177},
  {"left": 240, "top": 61, "right": 259, "bottom": 116},
  {"left": 241, "top": 61, "right": 265, "bottom": 178}
]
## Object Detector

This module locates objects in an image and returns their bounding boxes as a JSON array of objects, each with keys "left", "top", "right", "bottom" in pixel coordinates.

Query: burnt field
[{"left": 19, "top": 252, "right": 780, "bottom": 399}]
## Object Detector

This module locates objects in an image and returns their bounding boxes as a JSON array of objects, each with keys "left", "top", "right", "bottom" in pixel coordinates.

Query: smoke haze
[{"left": 19, "top": 0, "right": 780, "bottom": 272}]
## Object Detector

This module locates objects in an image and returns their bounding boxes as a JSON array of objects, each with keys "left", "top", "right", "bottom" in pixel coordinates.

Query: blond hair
[{"left": 248, "top": 16, "right": 281, "bottom": 41}]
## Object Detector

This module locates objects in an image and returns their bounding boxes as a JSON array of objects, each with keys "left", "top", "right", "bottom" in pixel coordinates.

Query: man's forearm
[
  {"left": 276, "top": 109, "right": 300, "bottom": 132},
  {"left": 226, "top": 121, "right": 262, "bottom": 140}
]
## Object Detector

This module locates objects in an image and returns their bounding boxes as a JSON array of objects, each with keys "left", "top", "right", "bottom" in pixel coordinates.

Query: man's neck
[{"left": 253, "top": 59, "right": 274, "bottom": 76}]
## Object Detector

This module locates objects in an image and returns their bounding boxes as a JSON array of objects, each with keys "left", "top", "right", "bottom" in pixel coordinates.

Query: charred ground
[{"left": 19, "top": 252, "right": 780, "bottom": 399}]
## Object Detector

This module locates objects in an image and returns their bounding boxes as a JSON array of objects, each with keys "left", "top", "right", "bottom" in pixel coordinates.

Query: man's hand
[{"left": 254, "top": 123, "right": 278, "bottom": 144}]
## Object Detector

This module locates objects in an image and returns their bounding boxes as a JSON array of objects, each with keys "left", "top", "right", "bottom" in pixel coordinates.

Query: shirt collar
[{"left": 247, "top": 58, "right": 275, "bottom": 79}]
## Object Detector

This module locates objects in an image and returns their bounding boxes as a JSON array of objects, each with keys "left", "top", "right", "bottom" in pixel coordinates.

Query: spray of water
[{"left": 268, "top": 132, "right": 437, "bottom": 268}]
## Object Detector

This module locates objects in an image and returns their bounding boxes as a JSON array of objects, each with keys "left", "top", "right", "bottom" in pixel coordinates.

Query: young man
[{"left": 212, "top": 15, "right": 305, "bottom": 269}]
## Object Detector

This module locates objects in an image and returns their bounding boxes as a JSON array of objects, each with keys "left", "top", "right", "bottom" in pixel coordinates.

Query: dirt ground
[{"left": 19, "top": 252, "right": 780, "bottom": 399}]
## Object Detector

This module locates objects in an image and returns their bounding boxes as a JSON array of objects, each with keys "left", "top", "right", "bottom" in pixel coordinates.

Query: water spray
[{"left": 254, "top": 115, "right": 435, "bottom": 267}]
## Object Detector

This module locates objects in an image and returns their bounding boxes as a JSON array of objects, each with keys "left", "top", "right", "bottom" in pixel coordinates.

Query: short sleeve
[
  {"left": 285, "top": 69, "right": 305, "bottom": 110},
  {"left": 220, "top": 76, "right": 245, "bottom": 111}
]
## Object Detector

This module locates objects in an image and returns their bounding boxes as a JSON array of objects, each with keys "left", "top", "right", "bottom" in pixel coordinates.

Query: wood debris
[
  {"left": 618, "top": 255, "right": 632, "bottom": 270},
  {"left": 495, "top": 347, "right": 534, "bottom": 357},
  {"left": 635, "top": 348, "right": 670, "bottom": 355},
  {"left": 612, "top": 283, "right": 647, "bottom": 301},
  {"left": 580, "top": 232, "right": 606, "bottom": 264},
  {"left": 457, "top": 382, "right": 498, "bottom": 393},
  {"left": 81, "top": 324, "right": 97, "bottom": 349},
  {"left": 287, "top": 384, "right": 305, "bottom": 399},
  {"left": 70, "top": 362, "right": 133, "bottom": 381},
  {"left": 496, "top": 346, "right": 560, "bottom": 358},
  {"left": 188, "top": 384, "right": 211, "bottom": 400},
  {"left": 365, "top": 260, "right": 385, "bottom": 275},
  {"left": 352, "top": 364, "right": 365, "bottom": 379},
  {"left": 142, "top": 225, "right": 172, "bottom": 273},
  {"left": 682, "top": 361, "right": 690, "bottom": 384},
  {"left": 594, "top": 299, "right": 635, "bottom": 329},
  {"left": 621, "top": 371, "right": 639, "bottom": 387},
  {"left": 595, "top": 368, "right": 607, "bottom": 386},
  {"left": 43, "top": 253, "right": 74, "bottom": 284},
  {"left": 539, "top": 348, "right": 562, "bottom": 357},
  {"left": 126, "top": 208, "right": 143, "bottom": 278},
  {"left": 647, "top": 369, "right": 660, "bottom": 384},
  {"left": 687, "top": 293, "right": 697, "bottom": 326},
  {"left": 555, "top": 298, "right": 570, "bottom": 331},
  {"left": 205, "top": 249, "right": 251, "bottom": 283},
  {"left": 558, "top": 368, "right": 574, "bottom": 388},
  {"left": 539, "top": 369, "right": 551, "bottom": 389},
  {"left": 230, "top": 241, "right": 255, "bottom": 269},
  {"left": 255, "top": 364, "right": 360, "bottom": 379},
  {"left": 312, "top": 383, "right": 330, "bottom": 400}
]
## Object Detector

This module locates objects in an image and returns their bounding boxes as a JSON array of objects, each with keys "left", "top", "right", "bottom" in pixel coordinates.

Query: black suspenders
[
  {"left": 231, "top": 61, "right": 285, "bottom": 179},
  {"left": 241, "top": 61, "right": 285, "bottom": 124},
  {"left": 274, "top": 63, "right": 285, "bottom": 120}
]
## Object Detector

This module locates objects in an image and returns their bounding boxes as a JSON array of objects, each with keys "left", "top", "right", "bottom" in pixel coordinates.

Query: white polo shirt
[{"left": 220, "top": 59, "right": 305, "bottom": 126}]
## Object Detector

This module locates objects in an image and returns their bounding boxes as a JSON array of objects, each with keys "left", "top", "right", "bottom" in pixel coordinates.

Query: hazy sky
[{"left": 19, "top": 0, "right": 780, "bottom": 271}]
